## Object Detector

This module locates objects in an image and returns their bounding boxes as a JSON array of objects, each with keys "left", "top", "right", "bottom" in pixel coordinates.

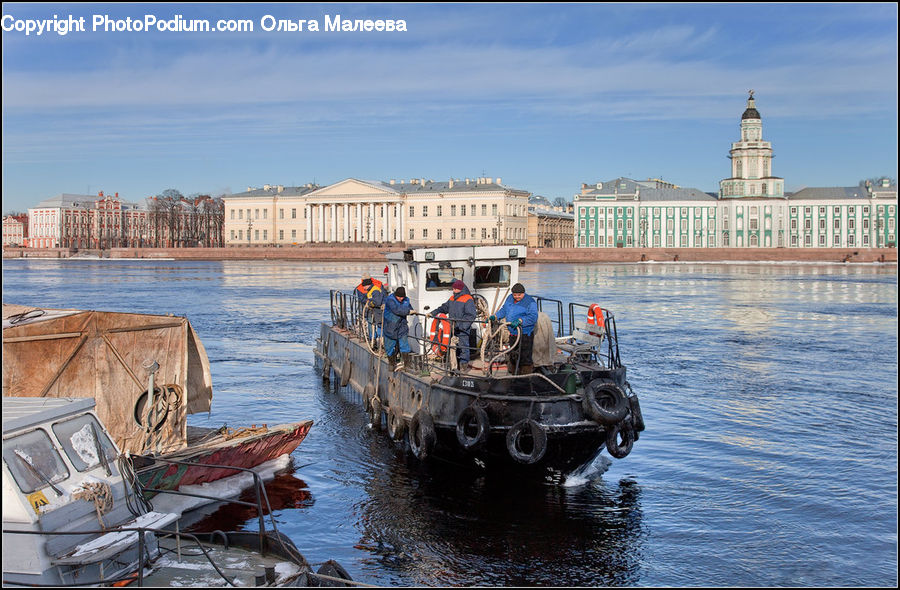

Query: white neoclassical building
[
  {"left": 574, "top": 92, "right": 897, "bottom": 249},
  {"left": 223, "top": 177, "right": 531, "bottom": 247}
]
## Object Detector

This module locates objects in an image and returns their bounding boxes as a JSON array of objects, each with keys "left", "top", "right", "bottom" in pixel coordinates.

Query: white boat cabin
[
  {"left": 384, "top": 246, "right": 526, "bottom": 352},
  {"left": 2, "top": 397, "right": 176, "bottom": 585}
]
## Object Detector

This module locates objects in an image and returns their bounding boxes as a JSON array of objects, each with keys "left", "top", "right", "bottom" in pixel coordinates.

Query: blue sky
[{"left": 2, "top": 2, "right": 897, "bottom": 214}]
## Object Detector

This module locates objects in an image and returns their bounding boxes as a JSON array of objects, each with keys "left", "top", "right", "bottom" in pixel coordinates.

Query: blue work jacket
[
  {"left": 383, "top": 293, "right": 413, "bottom": 339},
  {"left": 495, "top": 293, "right": 538, "bottom": 336}
]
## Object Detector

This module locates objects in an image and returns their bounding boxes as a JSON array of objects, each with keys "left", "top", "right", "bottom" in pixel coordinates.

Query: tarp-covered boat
[{"left": 2, "top": 304, "right": 312, "bottom": 496}]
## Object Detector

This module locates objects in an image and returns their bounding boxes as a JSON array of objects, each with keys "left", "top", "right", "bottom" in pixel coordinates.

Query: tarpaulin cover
[{"left": 2, "top": 304, "right": 213, "bottom": 454}]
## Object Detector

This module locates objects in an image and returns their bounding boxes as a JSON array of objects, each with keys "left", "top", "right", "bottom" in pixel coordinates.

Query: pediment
[{"left": 309, "top": 178, "right": 399, "bottom": 198}]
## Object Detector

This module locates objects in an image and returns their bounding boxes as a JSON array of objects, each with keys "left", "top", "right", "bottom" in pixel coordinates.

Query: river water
[{"left": 2, "top": 258, "right": 897, "bottom": 587}]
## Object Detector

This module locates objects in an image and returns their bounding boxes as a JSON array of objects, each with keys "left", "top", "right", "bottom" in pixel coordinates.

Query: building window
[
  {"left": 292, "top": 208, "right": 297, "bottom": 219},
  {"left": 437, "top": 229, "right": 442, "bottom": 240},
  {"left": 834, "top": 206, "right": 840, "bottom": 215},
  {"left": 833, "top": 234, "right": 840, "bottom": 246},
  {"left": 263, "top": 209, "right": 267, "bottom": 219},
  {"left": 482, "top": 204, "right": 487, "bottom": 216},
  {"left": 437, "top": 206, "right": 442, "bottom": 217},
  {"left": 292, "top": 229, "right": 297, "bottom": 239},
  {"left": 422, "top": 206, "right": 428, "bottom": 217},
  {"left": 451, "top": 228, "right": 456, "bottom": 240},
  {"left": 279, "top": 209, "right": 284, "bottom": 219},
  {"left": 238, "top": 209, "right": 243, "bottom": 220},
  {"left": 451, "top": 205, "right": 456, "bottom": 216},
  {"left": 482, "top": 228, "right": 488, "bottom": 239},
  {"left": 819, "top": 207, "right": 826, "bottom": 215},
  {"left": 461, "top": 228, "right": 466, "bottom": 239},
  {"left": 492, "top": 204, "right": 498, "bottom": 216},
  {"left": 409, "top": 206, "right": 415, "bottom": 217},
  {"left": 279, "top": 230, "right": 284, "bottom": 240},
  {"left": 409, "top": 228, "right": 414, "bottom": 240},
  {"left": 833, "top": 219, "right": 841, "bottom": 229}
]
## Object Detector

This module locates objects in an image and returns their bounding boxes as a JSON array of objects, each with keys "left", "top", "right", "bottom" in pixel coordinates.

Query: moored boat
[
  {"left": 1, "top": 396, "right": 349, "bottom": 587},
  {"left": 1, "top": 304, "right": 313, "bottom": 501},
  {"left": 315, "top": 246, "right": 645, "bottom": 481}
]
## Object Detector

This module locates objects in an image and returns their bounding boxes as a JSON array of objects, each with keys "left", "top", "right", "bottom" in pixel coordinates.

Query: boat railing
[
  {"left": 534, "top": 296, "right": 565, "bottom": 337},
  {"left": 567, "top": 302, "right": 621, "bottom": 369},
  {"left": 127, "top": 454, "right": 297, "bottom": 561},
  {"left": 3, "top": 524, "right": 238, "bottom": 586}
]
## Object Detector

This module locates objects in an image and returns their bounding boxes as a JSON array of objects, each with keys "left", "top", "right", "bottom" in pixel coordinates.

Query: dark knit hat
[
  {"left": 395, "top": 287, "right": 406, "bottom": 298},
  {"left": 452, "top": 280, "right": 465, "bottom": 290},
  {"left": 511, "top": 283, "right": 525, "bottom": 293},
  {"left": 362, "top": 278, "right": 373, "bottom": 286}
]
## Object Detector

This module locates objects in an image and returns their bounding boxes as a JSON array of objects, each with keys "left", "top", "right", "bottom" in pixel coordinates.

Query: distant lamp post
[
  {"left": 247, "top": 217, "right": 253, "bottom": 247},
  {"left": 495, "top": 215, "right": 503, "bottom": 245}
]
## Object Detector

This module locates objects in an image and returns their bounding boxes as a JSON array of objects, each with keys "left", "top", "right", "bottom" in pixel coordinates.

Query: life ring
[
  {"left": 606, "top": 421, "right": 634, "bottom": 459},
  {"left": 369, "top": 397, "right": 383, "bottom": 431},
  {"left": 582, "top": 379, "right": 628, "bottom": 425},
  {"left": 506, "top": 419, "right": 547, "bottom": 464},
  {"left": 408, "top": 409, "right": 436, "bottom": 460},
  {"left": 586, "top": 303, "right": 606, "bottom": 330},
  {"left": 455, "top": 405, "right": 489, "bottom": 451},
  {"left": 387, "top": 407, "right": 406, "bottom": 441},
  {"left": 340, "top": 357, "right": 352, "bottom": 387},
  {"left": 429, "top": 313, "right": 451, "bottom": 357}
]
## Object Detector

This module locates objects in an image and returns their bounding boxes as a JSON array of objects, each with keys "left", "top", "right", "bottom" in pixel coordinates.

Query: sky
[{"left": 2, "top": 2, "right": 897, "bottom": 214}]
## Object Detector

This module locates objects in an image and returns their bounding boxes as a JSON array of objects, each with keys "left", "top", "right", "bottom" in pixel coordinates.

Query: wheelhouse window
[
  {"left": 474, "top": 265, "right": 511, "bottom": 288},
  {"left": 425, "top": 267, "right": 465, "bottom": 290},
  {"left": 3, "top": 429, "right": 70, "bottom": 494},
  {"left": 52, "top": 414, "right": 118, "bottom": 473}
]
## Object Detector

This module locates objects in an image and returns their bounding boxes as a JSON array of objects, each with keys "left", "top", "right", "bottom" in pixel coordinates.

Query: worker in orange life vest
[{"left": 430, "top": 279, "right": 477, "bottom": 371}]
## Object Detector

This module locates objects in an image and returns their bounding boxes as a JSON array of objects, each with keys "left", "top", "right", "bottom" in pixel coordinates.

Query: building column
[
  {"left": 383, "top": 203, "right": 389, "bottom": 242},
  {"left": 331, "top": 204, "right": 338, "bottom": 242},
  {"left": 356, "top": 203, "right": 363, "bottom": 241},
  {"left": 344, "top": 203, "right": 351, "bottom": 242}
]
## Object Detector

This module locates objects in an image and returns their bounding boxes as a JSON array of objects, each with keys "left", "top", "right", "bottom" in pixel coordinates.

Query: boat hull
[
  {"left": 316, "top": 323, "right": 638, "bottom": 478},
  {"left": 136, "top": 421, "right": 312, "bottom": 494}
]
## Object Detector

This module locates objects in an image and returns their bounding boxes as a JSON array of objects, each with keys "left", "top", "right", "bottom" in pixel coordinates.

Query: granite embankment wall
[{"left": 3, "top": 245, "right": 896, "bottom": 263}]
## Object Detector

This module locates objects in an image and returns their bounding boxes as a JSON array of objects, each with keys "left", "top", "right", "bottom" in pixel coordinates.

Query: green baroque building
[{"left": 574, "top": 93, "right": 897, "bottom": 249}]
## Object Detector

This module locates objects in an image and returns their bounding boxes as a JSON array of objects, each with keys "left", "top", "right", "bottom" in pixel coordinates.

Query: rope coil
[{"left": 73, "top": 481, "right": 113, "bottom": 528}]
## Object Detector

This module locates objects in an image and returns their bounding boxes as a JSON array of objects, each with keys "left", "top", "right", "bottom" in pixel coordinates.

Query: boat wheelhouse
[{"left": 317, "top": 246, "right": 645, "bottom": 480}]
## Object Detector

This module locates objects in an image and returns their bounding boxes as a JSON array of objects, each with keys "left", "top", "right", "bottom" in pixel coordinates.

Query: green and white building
[{"left": 575, "top": 93, "right": 897, "bottom": 249}]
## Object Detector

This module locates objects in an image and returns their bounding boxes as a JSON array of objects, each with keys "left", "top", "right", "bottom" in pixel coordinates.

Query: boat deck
[{"left": 141, "top": 536, "right": 304, "bottom": 586}]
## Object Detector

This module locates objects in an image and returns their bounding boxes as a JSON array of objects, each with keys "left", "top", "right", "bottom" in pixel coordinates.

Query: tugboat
[{"left": 315, "top": 246, "right": 645, "bottom": 480}]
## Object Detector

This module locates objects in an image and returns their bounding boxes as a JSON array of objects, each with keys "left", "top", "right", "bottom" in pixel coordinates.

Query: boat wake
[{"left": 562, "top": 452, "right": 612, "bottom": 488}]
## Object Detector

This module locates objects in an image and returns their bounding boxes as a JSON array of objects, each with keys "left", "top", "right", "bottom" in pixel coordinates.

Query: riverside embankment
[{"left": 2, "top": 245, "right": 896, "bottom": 263}]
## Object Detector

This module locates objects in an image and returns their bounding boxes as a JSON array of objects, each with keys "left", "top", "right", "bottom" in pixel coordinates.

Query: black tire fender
[
  {"left": 583, "top": 379, "right": 628, "bottom": 425},
  {"left": 362, "top": 383, "right": 375, "bottom": 412},
  {"left": 606, "top": 421, "right": 634, "bottom": 459},
  {"left": 629, "top": 395, "right": 645, "bottom": 432},
  {"left": 133, "top": 388, "right": 168, "bottom": 432},
  {"left": 506, "top": 419, "right": 547, "bottom": 464},
  {"left": 387, "top": 407, "right": 406, "bottom": 441},
  {"left": 369, "top": 397, "right": 383, "bottom": 431},
  {"left": 315, "top": 559, "right": 353, "bottom": 586},
  {"left": 321, "top": 358, "right": 332, "bottom": 382},
  {"left": 408, "top": 409, "right": 436, "bottom": 461},
  {"left": 455, "top": 405, "right": 490, "bottom": 451},
  {"left": 340, "top": 358, "right": 352, "bottom": 387}
]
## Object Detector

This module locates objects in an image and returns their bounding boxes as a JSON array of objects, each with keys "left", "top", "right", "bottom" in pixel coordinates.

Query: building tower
[{"left": 719, "top": 91, "right": 784, "bottom": 199}]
